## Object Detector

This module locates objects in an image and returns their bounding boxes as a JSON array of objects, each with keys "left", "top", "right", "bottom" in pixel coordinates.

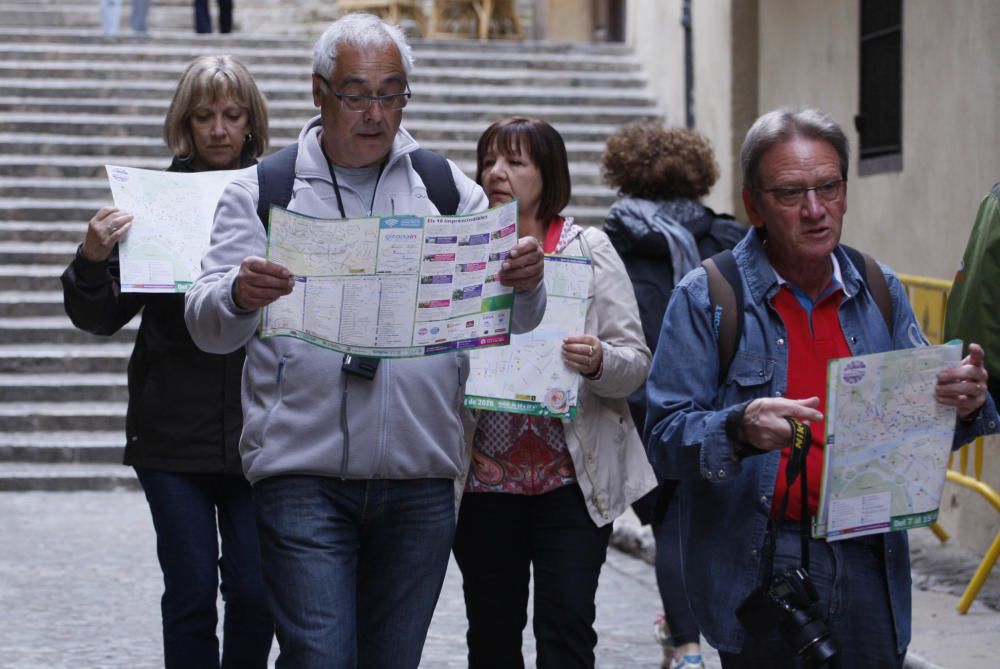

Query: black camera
[
  {"left": 735, "top": 566, "right": 838, "bottom": 667},
  {"left": 341, "top": 354, "right": 379, "bottom": 380}
]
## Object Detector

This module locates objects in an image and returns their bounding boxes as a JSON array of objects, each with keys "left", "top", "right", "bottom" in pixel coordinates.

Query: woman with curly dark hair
[{"left": 602, "top": 119, "right": 746, "bottom": 669}]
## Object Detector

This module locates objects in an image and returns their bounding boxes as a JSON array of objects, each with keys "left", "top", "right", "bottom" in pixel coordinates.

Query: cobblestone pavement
[
  {"left": 6, "top": 491, "right": 998, "bottom": 668},
  {"left": 0, "top": 491, "right": 719, "bottom": 668}
]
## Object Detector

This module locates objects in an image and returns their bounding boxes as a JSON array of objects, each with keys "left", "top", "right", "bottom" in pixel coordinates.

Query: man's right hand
[
  {"left": 740, "top": 397, "right": 824, "bottom": 452},
  {"left": 233, "top": 256, "right": 295, "bottom": 310}
]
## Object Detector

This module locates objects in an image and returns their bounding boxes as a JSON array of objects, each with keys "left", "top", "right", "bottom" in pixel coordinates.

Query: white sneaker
[{"left": 670, "top": 654, "right": 706, "bottom": 669}]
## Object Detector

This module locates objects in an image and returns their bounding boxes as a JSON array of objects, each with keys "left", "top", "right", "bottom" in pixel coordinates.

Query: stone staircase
[{"left": 0, "top": 0, "right": 661, "bottom": 490}]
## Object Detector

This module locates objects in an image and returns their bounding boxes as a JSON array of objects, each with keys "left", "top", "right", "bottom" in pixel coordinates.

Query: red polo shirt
[{"left": 769, "top": 276, "right": 852, "bottom": 520}]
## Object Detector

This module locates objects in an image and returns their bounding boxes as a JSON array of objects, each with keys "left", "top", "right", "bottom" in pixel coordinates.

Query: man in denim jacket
[{"left": 644, "top": 107, "right": 998, "bottom": 668}]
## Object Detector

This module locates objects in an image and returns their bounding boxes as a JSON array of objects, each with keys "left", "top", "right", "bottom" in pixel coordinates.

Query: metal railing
[{"left": 897, "top": 273, "right": 1000, "bottom": 613}]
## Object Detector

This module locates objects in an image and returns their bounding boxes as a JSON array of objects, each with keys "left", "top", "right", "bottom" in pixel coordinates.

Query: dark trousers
[
  {"left": 194, "top": 0, "right": 232, "bottom": 33},
  {"left": 652, "top": 493, "right": 700, "bottom": 646},
  {"left": 136, "top": 468, "right": 273, "bottom": 669},
  {"left": 718, "top": 528, "right": 904, "bottom": 669},
  {"left": 453, "top": 484, "right": 613, "bottom": 669}
]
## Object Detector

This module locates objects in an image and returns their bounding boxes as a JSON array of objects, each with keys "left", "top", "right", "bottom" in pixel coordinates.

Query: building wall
[
  {"left": 756, "top": 0, "right": 1000, "bottom": 281},
  {"left": 542, "top": 0, "right": 594, "bottom": 41},
  {"left": 625, "top": 0, "right": 742, "bottom": 216},
  {"left": 624, "top": 0, "right": 685, "bottom": 126}
]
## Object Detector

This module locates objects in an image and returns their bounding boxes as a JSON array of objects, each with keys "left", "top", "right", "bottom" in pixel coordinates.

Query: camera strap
[{"left": 761, "top": 417, "right": 813, "bottom": 582}]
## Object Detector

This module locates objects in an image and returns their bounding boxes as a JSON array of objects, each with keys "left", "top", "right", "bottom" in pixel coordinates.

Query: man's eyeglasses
[
  {"left": 316, "top": 74, "right": 411, "bottom": 112},
  {"left": 758, "top": 179, "right": 845, "bottom": 207}
]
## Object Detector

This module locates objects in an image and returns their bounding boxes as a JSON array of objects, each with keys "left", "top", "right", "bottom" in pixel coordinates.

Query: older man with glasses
[
  {"left": 184, "top": 13, "right": 545, "bottom": 668},
  {"left": 643, "top": 106, "right": 997, "bottom": 668}
]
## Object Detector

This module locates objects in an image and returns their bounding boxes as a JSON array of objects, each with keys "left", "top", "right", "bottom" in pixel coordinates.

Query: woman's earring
[{"left": 245, "top": 132, "right": 253, "bottom": 144}]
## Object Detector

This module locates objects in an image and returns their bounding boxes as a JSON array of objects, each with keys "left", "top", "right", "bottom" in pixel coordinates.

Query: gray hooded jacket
[{"left": 185, "top": 117, "right": 546, "bottom": 484}]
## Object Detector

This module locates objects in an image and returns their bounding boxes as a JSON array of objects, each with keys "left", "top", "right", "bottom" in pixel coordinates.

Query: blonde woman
[{"left": 61, "top": 56, "right": 272, "bottom": 668}]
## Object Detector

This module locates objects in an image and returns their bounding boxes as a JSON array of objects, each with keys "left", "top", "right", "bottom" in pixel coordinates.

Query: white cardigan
[{"left": 461, "top": 222, "right": 657, "bottom": 526}]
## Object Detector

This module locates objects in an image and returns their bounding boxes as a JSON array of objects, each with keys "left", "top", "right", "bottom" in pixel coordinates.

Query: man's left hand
[
  {"left": 936, "top": 342, "right": 990, "bottom": 420},
  {"left": 498, "top": 236, "right": 543, "bottom": 292}
]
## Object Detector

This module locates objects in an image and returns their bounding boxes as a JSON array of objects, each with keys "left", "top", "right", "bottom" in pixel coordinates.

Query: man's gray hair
[
  {"left": 313, "top": 12, "right": 414, "bottom": 82},
  {"left": 740, "top": 107, "right": 849, "bottom": 191}
]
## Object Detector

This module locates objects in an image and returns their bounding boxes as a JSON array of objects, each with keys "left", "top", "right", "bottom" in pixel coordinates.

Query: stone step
[
  {"left": 0, "top": 27, "right": 636, "bottom": 55},
  {"left": 0, "top": 343, "right": 131, "bottom": 374},
  {"left": 0, "top": 136, "right": 610, "bottom": 164},
  {"left": 0, "top": 133, "right": 172, "bottom": 160},
  {"left": 0, "top": 430, "right": 124, "bottom": 464},
  {"left": 0, "top": 461, "right": 138, "bottom": 491},
  {"left": 0, "top": 240, "right": 78, "bottom": 265},
  {"left": 0, "top": 317, "right": 138, "bottom": 345},
  {"left": 0, "top": 60, "right": 648, "bottom": 90},
  {"left": 0, "top": 113, "right": 625, "bottom": 142},
  {"left": 0, "top": 43, "right": 642, "bottom": 73},
  {"left": 0, "top": 264, "right": 65, "bottom": 292},
  {"left": 0, "top": 154, "right": 610, "bottom": 186},
  {"left": 0, "top": 78, "right": 657, "bottom": 107},
  {"left": 0, "top": 290, "right": 69, "bottom": 317},
  {"left": 0, "top": 97, "right": 655, "bottom": 127},
  {"left": 0, "top": 401, "right": 127, "bottom": 432},
  {"left": 2, "top": 198, "right": 611, "bottom": 229},
  {"left": 0, "top": 3, "right": 192, "bottom": 30},
  {"left": 13, "top": 0, "right": 187, "bottom": 5},
  {"left": 0, "top": 372, "right": 128, "bottom": 402},
  {"left": 1, "top": 199, "right": 107, "bottom": 224},
  {"left": 0, "top": 222, "right": 85, "bottom": 243},
  {"left": 0, "top": 176, "right": 615, "bottom": 208},
  {"left": 0, "top": 9, "right": 438, "bottom": 39}
]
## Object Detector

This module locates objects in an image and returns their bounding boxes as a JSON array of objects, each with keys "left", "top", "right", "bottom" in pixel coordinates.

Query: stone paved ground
[
  {"left": 5, "top": 490, "right": 999, "bottom": 668},
  {"left": 0, "top": 491, "right": 720, "bottom": 668}
]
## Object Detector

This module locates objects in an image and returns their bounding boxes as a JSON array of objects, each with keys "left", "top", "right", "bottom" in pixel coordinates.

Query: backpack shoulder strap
[
  {"left": 702, "top": 249, "right": 743, "bottom": 382},
  {"left": 842, "top": 244, "right": 893, "bottom": 335},
  {"left": 256, "top": 143, "right": 299, "bottom": 229},
  {"left": 255, "top": 144, "right": 461, "bottom": 226},
  {"left": 410, "top": 147, "right": 460, "bottom": 216}
]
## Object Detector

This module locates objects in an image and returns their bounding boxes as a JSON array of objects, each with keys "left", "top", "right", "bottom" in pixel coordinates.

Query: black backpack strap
[
  {"left": 410, "top": 147, "right": 460, "bottom": 216},
  {"left": 256, "top": 143, "right": 300, "bottom": 229},
  {"left": 703, "top": 249, "right": 744, "bottom": 383},
  {"left": 256, "top": 144, "right": 460, "bottom": 225},
  {"left": 842, "top": 244, "right": 893, "bottom": 335}
]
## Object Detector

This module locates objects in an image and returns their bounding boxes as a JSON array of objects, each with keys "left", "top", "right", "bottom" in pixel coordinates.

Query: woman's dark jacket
[
  {"left": 604, "top": 198, "right": 747, "bottom": 429},
  {"left": 60, "top": 156, "right": 252, "bottom": 475}
]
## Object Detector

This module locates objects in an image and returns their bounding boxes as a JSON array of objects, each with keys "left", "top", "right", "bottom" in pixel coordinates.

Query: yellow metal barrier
[
  {"left": 897, "top": 273, "right": 999, "bottom": 613},
  {"left": 897, "top": 274, "right": 952, "bottom": 345}
]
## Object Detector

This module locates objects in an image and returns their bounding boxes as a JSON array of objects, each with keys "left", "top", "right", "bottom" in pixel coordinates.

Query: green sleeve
[{"left": 944, "top": 186, "right": 1000, "bottom": 380}]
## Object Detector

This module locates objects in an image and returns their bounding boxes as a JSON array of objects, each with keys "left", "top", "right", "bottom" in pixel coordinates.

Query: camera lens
[{"left": 787, "top": 615, "right": 837, "bottom": 666}]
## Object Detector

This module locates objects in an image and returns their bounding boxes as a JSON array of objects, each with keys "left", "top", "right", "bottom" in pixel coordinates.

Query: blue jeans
[
  {"left": 100, "top": 0, "right": 148, "bottom": 33},
  {"left": 135, "top": 468, "right": 274, "bottom": 669},
  {"left": 253, "top": 476, "right": 456, "bottom": 669},
  {"left": 718, "top": 527, "right": 905, "bottom": 669},
  {"left": 453, "top": 484, "right": 613, "bottom": 669},
  {"left": 193, "top": 0, "right": 233, "bottom": 33}
]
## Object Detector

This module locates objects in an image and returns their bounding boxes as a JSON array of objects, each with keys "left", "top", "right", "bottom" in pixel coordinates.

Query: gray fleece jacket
[{"left": 184, "top": 117, "right": 546, "bottom": 484}]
